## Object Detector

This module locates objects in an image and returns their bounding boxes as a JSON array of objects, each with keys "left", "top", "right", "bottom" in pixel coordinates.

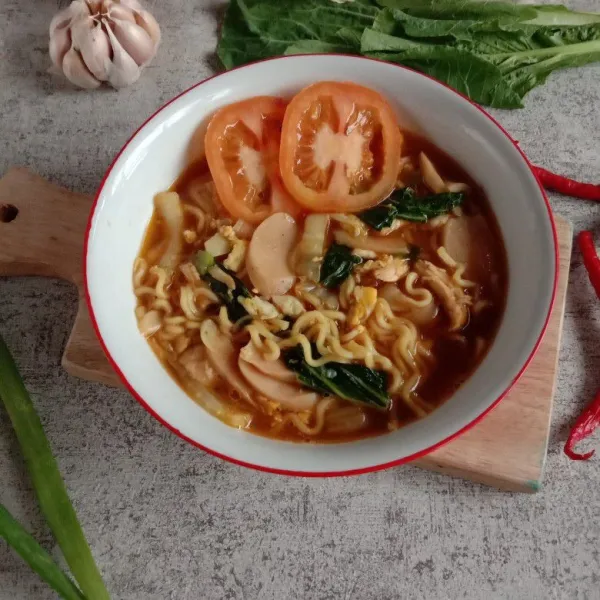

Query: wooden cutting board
[{"left": 0, "top": 167, "right": 572, "bottom": 492}]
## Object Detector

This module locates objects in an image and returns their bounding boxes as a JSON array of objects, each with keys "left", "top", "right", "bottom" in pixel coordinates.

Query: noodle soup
[{"left": 133, "top": 83, "right": 507, "bottom": 443}]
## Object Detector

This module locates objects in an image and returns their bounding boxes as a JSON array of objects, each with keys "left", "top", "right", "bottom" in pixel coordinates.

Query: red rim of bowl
[{"left": 84, "top": 54, "right": 559, "bottom": 477}]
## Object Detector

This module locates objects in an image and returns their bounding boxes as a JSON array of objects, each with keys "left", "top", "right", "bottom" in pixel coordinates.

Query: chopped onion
[{"left": 204, "top": 232, "right": 231, "bottom": 257}]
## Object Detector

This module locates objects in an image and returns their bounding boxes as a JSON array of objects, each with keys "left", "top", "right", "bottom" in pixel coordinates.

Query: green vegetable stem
[
  {"left": 0, "top": 504, "right": 85, "bottom": 600},
  {"left": 193, "top": 249, "right": 215, "bottom": 275},
  {"left": 0, "top": 332, "right": 110, "bottom": 600}
]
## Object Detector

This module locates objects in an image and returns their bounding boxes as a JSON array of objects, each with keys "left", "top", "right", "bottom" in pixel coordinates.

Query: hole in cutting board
[{"left": 0, "top": 204, "right": 18, "bottom": 223}]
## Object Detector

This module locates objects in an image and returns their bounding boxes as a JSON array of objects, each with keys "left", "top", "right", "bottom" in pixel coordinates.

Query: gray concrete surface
[{"left": 1, "top": 1, "right": 599, "bottom": 598}]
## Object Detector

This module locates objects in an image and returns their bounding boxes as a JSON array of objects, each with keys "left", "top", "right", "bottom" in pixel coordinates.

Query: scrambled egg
[
  {"left": 219, "top": 225, "right": 248, "bottom": 272},
  {"left": 348, "top": 286, "right": 378, "bottom": 327},
  {"left": 357, "top": 254, "right": 409, "bottom": 283},
  {"left": 238, "top": 296, "right": 280, "bottom": 320}
]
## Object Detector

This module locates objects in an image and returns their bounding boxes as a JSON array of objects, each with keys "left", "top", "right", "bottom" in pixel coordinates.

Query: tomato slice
[
  {"left": 204, "top": 96, "right": 301, "bottom": 224},
  {"left": 279, "top": 82, "right": 403, "bottom": 213}
]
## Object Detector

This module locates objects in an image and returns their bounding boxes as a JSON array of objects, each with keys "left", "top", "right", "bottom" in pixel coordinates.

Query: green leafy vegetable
[
  {"left": 0, "top": 504, "right": 85, "bottom": 600},
  {"left": 358, "top": 190, "right": 407, "bottom": 230},
  {"left": 378, "top": 1, "right": 600, "bottom": 30},
  {"left": 193, "top": 253, "right": 252, "bottom": 323},
  {"left": 373, "top": 2, "right": 540, "bottom": 39},
  {"left": 363, "top": 4, "right": 600, "bottom": 107},
  {"left": 217, "top": 0, "right": 600, "bottom": 108},
  {"left": 359, "top": 187, "right": 464, "bottom": 229},
  {"left": 204, "top": 269, "right": 251, "bottom": 323},
  {"left": 320, "top": 243, "right": 363, "bottom": 288},
  {"left": 0, "top": 333, "right": 110, "bottom": 600},
  {"left": 284, "top": 40, "right": 351, "bottom": 56},
  {"left": 462, "top": 28, "right": 600, "bottom": 102},
  {"left": 283, "top": 345, "right": 391, "bottom": 409},
  {"left": 366, "top": 45, "right": 525, "bottom": 108},
  {"left": 218, "top": 0, "right": 378, "bottom": 69},
  {"left": 193, "top": 250, "right": 215, "bottom": 275}
]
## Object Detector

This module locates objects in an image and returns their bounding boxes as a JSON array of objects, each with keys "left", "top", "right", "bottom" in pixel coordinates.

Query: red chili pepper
[
  {"left": 578, "top": 231, "right": 600, "bottom": 300},
  {"left": 564, "top": 231, "right": 600, "bottom": 460},
  {"left": 565, "top": 389, "right": 600, "bottom": 460},
  {"left": 533, "top": 166, "right": 600, "bottom": 201}
]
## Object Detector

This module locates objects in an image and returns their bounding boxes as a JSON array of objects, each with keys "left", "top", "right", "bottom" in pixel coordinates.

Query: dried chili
[
  {"left": 564, "top": 231, "right": 600, "bottom": 460},
  {"left": 533, "top": 166, "right": 600, "bottom": 201}
]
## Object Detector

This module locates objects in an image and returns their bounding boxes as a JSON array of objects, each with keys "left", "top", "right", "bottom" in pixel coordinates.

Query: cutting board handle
[
  {"left": 0, "top": 167, "right": 119, "bottom": 386},
  {"left": 0, "top": 168, "right": 93, "bottom": 286}
]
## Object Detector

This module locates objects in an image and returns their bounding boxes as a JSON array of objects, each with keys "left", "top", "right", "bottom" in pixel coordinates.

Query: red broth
[{"left": 135, "top": 133, "right": 507, "bottom": 442}]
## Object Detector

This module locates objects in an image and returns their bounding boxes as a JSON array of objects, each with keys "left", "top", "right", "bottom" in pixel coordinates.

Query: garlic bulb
[{"left": 49, "top": 0, "right": 160, "bottom": 89}]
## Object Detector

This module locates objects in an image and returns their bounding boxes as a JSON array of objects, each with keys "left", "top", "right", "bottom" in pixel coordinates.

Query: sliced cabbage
[
  {"left": 334, "top": 229, "right": 408, "bottom": 255},
  {"left": 154, "top": 191, "right": 183, "bottom": 269},
  {"left": 419, "top": 152, "right": 447, "bottom": 194},
  {"left": 295, "top": 214, "right": 329, "bottom": 282}
]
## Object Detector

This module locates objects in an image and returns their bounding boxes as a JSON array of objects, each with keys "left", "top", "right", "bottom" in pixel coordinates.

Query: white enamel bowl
[{"left": 85, "top": 55, "right": 557, "bottom": 476}]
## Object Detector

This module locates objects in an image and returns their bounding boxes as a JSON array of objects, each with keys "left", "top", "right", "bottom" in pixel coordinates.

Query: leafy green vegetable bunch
[{"left": 218, "top": 0, "right": 600, "bottom": 108}]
